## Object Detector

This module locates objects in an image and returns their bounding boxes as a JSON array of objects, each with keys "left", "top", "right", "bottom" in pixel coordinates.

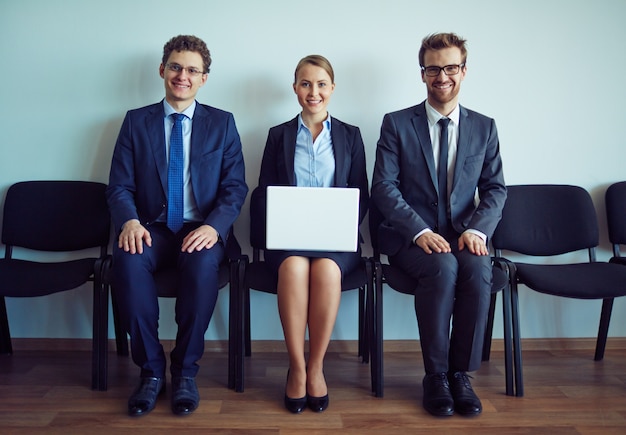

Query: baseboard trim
[{"left": 8, "top": 337, "right": 626, "bottom": 353}]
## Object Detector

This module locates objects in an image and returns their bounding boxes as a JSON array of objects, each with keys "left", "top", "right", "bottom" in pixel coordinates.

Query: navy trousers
[{"left": 112, "top": 223, "right": 224, "bottom": 378}]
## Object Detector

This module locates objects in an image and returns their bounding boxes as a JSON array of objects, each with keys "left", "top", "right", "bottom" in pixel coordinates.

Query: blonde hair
[{"left": 293, "top": 55, "right": 335, "bottom": 84}]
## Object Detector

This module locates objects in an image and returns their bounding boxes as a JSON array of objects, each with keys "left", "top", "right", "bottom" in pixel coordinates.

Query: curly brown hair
[
  {"left": 418, "top": 33, "right": 467, "bottom": 67},
  {"left": 162, "top": 35, "right": 212, "bottom": 74}
]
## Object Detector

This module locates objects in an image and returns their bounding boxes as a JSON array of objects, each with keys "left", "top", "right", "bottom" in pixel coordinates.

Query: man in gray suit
[{"left": 372, "top": 33, "right": 506, "bottom": 417}]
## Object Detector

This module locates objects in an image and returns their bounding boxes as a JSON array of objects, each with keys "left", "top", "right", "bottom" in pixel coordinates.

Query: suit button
[{"left": 432, "top": 202, "right": 438, "bottom": 207}]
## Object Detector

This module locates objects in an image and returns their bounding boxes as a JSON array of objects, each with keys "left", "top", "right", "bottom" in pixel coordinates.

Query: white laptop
[{"left": 266, "top": 186, "right": 360, "bottom": 252}]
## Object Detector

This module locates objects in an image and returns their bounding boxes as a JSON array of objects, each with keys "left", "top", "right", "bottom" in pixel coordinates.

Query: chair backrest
[
  {"left": 2, "top": 181, "right": 110, "bottom": 252},
  {"left": 249, "top": 186, "right": 266, "bottom": 250},
  {"left": 491, "top": 184, "right": 599, "bottom": 257},
  {"left": 605, "top": 181, "right": 626, "bottom": 248},
  {"left": 368, "top": 201, "right": 385, "bottom": 258}
]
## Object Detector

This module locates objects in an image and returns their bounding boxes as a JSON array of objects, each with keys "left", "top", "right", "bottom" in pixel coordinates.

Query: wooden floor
[{"left": 1, "top": 339, "right": 626, "bottom": 434}]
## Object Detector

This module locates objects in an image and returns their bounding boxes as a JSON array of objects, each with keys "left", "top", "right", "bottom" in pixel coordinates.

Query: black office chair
[
  {"left": 368, "top": 202, "right": 518, "bottom": 397},
  {"left": 606, "top": 181, "right": 626, "bottom": 267},
  {"left": 239, "top": 186, "right": 376, "bottom": 393},
  {"left": 105, "top": 229, "right": 245, "bottom": 392},
  {"left": 491, "top": 184, "right": 626, "bottom": 395},
  {"left": 0, "top": 181, "right": 110, "bottom": 391}
]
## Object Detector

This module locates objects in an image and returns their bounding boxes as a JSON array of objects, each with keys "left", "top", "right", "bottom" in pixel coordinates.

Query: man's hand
[
  {"left": 416, "top": 231, "right": 451, "bottom": 254},
  {"left": 458, "top": 231, "right": 489, "bottom": 256},
  {"left": 181, "top": 224, "right": 219, "bottom": 253},
  {"left": 118, "top": 219, "right": 152, "bottom": 254}
]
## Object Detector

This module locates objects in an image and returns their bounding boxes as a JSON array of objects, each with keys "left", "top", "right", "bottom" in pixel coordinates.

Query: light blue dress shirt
[{"left": 294, "top": 113, "right": 335, "bottom": 187}]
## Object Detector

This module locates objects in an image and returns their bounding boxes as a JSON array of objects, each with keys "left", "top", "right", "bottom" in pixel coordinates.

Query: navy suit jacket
[
  {"left": 106, "top": 101, "right": 248, "bottom": 239},
  {"left": 372, "top": 101, "right": 506, "bottom": 255},
  {"left": 251, "top": 116, "right": 369, "bottom": 247}
]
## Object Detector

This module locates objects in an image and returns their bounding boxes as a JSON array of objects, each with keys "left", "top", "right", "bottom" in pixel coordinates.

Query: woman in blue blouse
[{"left": 253, "top": 55, "right": 369, "bottom": 413}]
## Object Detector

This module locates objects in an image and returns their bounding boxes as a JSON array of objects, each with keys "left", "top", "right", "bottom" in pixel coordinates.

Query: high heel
[
  {"left": 307, "top": 393, "right": 329, "bottom": 412},
  {"left": 307, "top": 370, "right": 329, "bottom": 412},
  {"left": 284, "top": 370, "right": 307, "bottom": 414}
]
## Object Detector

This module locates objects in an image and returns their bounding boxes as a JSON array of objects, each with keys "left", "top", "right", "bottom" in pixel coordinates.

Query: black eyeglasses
[
  {"left": 165, "top": 63, "right": 205, "bottom": 77},
  {"left": 421, "top": 63, "right": 465, "bottom": 77}
]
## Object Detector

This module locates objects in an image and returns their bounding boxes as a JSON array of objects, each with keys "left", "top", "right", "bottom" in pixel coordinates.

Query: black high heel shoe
[
  {"left": 307, "top": 393, "right": 329, "bottom": 412},
  {"left": 307, "top": 372, "right": 329, "bottom": 412},
  {"left": 284, "top": 370, "right": 307, "bottom": 414}
]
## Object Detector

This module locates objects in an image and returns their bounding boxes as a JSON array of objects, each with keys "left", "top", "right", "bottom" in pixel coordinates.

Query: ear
[
  {"left": 420, "top": 70, "right": 426, "bottom": 83},
  {"left": 159, "top": 63, "right": 165, "bottom": 78},
  {"left": 459, "top": 64, "right": 467, "bottom": 81}
]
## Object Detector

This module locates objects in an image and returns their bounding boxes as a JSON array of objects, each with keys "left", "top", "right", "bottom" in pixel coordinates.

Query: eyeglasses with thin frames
[
  {"left": 165, "top": 63, "right": 205, "bottom": 77},
  {"left": 421, "top": 63, "right": 465, "bottom": 77}
]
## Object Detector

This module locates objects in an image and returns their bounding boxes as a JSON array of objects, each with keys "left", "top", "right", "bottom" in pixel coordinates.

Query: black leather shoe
[
  {"left": 128, "top": 377, "right": 164, "bottom": 417},
  {"left": 422, "top": 373, "right": 454, "bottom": 417},
  {"left": 307, "top": 393, "right": 329, "bottom": 412},
  {"left": 448, "top": 371, "right": 482, "bottom": 416},
  {"left": 284, "top": 370, "right": 307, "bottom": 414},
  {"left": 171, "top": 376, "right": 199, "bottom": 416}
]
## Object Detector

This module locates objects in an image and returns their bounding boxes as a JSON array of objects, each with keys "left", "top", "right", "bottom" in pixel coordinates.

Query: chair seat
[
  {"left": 609, "top": 257, "right": 626, "bottom": 266},
  {"left": 516, "top": 262, "right": 626, "bottom": 299},
  {"left": 0, "top": 258, "right": 97, "bottom": 297}
]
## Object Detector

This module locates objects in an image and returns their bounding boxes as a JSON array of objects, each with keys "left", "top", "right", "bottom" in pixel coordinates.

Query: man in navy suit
[
  {"left": 106, "top": 35, "right": 247, "bottom": 417},
  {"left": 372, "top": 33, "right": 506, "bottom": 417}
]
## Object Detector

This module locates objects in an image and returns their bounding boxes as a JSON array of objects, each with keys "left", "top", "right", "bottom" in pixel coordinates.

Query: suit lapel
[
  {"left": 451, "top": 105, "right": 473, "bottom": 193},
  {"left": 331, "top": 118, "right": 347, "bottom": 186},
  {"left": 190, "top": 103, "right": 213, "bottom": 166},
  {"left": 283, "top": 117, "right": 298, "bottom": 185},
  {"left": 412, "top": 103, "right": 438, "bottom": 192},
  {"left": 146, "top": 103, "right": 168, "bottom": 194}
]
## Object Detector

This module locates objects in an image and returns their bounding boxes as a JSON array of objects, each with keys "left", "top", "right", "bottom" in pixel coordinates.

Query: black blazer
[{"left": 251, "top": 116, "right": 369, "bottom": 248}]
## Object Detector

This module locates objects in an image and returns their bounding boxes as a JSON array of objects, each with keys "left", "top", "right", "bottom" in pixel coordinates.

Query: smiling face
[
  {"left": 159, "top": 50, "right": 207, "bottom": 111},
  {"left": 293, "top": 63, "right": 335, "bottom": 123},
  {"left": 421, "top": 46, "right": 466, "bottom": 116}
]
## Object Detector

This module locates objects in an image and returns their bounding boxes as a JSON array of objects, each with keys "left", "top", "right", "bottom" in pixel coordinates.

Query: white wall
[{"left": 1, "top": 0, "right": 625, "bottom": 342}]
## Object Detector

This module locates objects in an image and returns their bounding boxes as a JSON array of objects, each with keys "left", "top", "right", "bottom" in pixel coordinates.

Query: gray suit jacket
[{"left": 371, "top": 101, "right": 506, "bottom": 255}]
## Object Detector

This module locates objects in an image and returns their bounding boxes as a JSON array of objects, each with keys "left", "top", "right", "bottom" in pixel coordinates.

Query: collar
[
  {"left": 297, "top": 112, "right": 332, "bottom": 132},
  {"left": 163, "top": 99, "right": 196, "bottom": 120},
  {"left": 425, "top": 100, "right": 460, "bottom": 127}
]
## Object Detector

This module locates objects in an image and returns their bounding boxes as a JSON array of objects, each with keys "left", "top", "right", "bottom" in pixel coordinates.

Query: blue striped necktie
[
  {"left": 437, "top": 117, "right": 450, "bottom": 230},
  {"left": 167, "top": 113, "right": 185, "bottom": 233}
]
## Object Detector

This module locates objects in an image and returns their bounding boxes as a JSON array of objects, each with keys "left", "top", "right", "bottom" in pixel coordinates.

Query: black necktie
[
  {"left": 437, "top": 117, "right": 450, "bottom": 229},
  {"left": 167, "top": 113, "right": 185, "bottom": 233}
]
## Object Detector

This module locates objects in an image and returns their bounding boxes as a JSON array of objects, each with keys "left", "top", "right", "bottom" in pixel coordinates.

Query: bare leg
[
  {"left": 306, "top": 258, "right": 341, "bottom": 397},
  {"left": 277, "top": 256, "right": 310, "bottom": 399}
]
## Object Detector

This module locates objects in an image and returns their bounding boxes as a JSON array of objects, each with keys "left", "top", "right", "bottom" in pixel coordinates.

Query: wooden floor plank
[{"left": 1, "top": 340, "right": 626, "bottom": 433}]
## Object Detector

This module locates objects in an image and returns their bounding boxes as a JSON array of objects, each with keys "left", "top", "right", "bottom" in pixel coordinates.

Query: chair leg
[
  {"left": 594, "top": 298, "right": 614, "bottom": 361},
  {"left": 0, "top": 296, "right": 13, "bottom": 355},
  {"left": 372, "top": 261, "right": 384, "bottom": 397},
  {"left": 244, "top": 287, "right": 251, "bottom": 357},
  {"left": 500, "top": 282, "right": 514, "bottom": 396},
  {"left": 482, "top": 292, "right": 498, "bottom": 362},
  {"left": 359, "top": 285, "right": 370, "bottom": 364},
  {"left": 227, "top": 261, "right": 237, "bottom": 391},
  {"left": 110, "top": 288, "right": 129, "bottom": 357},
  {"left": 510, "top": 282, "right": 524, "bottom": 397},
  {"left": 235, "top": 258, "right": 246, "bottom": 392},
  {"left": 91, "top": 270, "right": 109, "bottom": 391}
]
